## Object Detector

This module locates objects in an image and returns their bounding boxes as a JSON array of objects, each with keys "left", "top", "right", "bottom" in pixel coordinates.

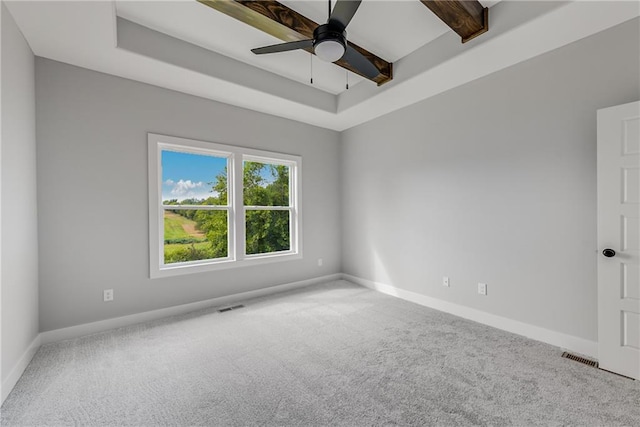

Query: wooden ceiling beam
[
  {"left": 419, "top": 0, "right": 488, "bottom": 43},
  {"left": 197, "top": 0, "right": 393, "bottom": 86}
]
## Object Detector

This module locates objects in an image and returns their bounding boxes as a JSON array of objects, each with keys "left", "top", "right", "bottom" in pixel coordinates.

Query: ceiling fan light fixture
[
  {"left": 249, "top": 1, "right": 380, "bottom": 79},
  {"left": 315, "top": 39, "right": 345, "bottom": 62}
]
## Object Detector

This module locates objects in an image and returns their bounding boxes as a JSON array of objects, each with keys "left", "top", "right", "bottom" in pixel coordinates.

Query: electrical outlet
[
  {"left": 443, "top": 276, "right": 450, "bottom": 287},
  {"left": 103, "top": 289, "right": 114, "bottom": 302},
  {"left": 478, "top": 283, "right": 487, "bottom": 296},
  {"left": 318, "top": 258, "right": 323, "bottom": 267}
]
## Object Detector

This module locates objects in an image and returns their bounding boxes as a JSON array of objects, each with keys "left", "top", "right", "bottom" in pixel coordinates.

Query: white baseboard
[
  {"left": 343, "top": 273, "right": 598, "bottom": 359},
  {"left": 41, "top": 273, "right": 341, "bottom": 345},
  {"left": 1, "top": 334, "right": 41, "bottom": 405}
]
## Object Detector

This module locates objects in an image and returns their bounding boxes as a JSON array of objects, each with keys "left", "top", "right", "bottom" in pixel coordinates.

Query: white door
[{"left": 597, "top": 100, "right": 640, "bottom": 380}]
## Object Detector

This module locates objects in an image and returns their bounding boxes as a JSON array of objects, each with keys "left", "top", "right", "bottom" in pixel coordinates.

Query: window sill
[{"left": 150, "top": 252, "right": 303, "bottom": 279}]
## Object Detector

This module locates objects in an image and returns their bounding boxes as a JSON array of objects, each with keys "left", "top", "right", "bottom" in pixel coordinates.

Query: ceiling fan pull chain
[
  {"left": 310, "top": 53, "right": 314, "bottom": 84},
  {"left": 346, "top": 70, "right": 349, "bottom": 90}
]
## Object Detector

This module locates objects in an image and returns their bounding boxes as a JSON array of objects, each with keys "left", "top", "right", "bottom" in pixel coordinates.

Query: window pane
[
  {"left": 164, "top": 210, "right": 228, "bottom": 264},
  {"left": 243, "top": 161, "right": 290, "bottom": 206},
  {"left": 162, "top": 151, "right": 228, "bottom": 206},
  {"left": 245, "top": 210, "right": 291, "bottom": 255}
]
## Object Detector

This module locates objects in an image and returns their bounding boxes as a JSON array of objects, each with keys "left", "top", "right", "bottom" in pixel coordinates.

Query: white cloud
[
  {"left": 163, "top": 179, "right": 218, "bottom": 202},
  {"left": 170, "top": 179, "right": 204, "bottom": 196}
]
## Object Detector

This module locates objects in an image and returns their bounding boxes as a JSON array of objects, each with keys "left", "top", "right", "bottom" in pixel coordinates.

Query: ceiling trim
[{"left": 197, "top": 0, "right": 393, "bottom": 85}]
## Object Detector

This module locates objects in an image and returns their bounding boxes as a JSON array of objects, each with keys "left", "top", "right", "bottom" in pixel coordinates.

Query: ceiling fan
[{"left": 250, "top": 0, "right": 379, "bottom": 79}]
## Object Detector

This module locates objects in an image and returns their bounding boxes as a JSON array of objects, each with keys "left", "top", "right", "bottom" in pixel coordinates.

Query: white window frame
[{"left": 148, "top": 133, "right": 302, "bottom": 278}]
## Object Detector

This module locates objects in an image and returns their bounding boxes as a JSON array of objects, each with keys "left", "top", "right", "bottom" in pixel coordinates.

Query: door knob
[{"left": 602, "top": 248, "right": 616, "bottom": 258}]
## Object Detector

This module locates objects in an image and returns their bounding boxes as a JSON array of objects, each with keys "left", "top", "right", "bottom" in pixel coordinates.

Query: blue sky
[
  {"left": 161, "top": 151, "right": 226, "bottom": 202},
  {"left": 162, "top": 150, "right": 283, "bottom": 202}
]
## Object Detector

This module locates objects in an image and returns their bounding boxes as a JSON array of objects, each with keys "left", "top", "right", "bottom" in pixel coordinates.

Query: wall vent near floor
[
  {"left": 218, "top": 304, "right": 245, "bottom": 313},
  {"left": 561, "top": 352, "right": 599, "bottom": 368}
]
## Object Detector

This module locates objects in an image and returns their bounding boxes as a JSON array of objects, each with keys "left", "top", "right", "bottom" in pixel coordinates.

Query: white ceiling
[{"left": 5, "top": 1, "right": 640, "bottom": 130}]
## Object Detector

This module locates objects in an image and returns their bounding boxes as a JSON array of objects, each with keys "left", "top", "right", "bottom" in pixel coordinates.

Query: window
[
  {"left": 148, "top": 134, "right": 301, "bottom": 278},
  {"left": 244, "top": 158, "right": 293, "bottom": 256}
]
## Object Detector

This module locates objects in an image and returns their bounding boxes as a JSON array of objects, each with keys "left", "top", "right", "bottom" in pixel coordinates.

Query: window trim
[{"left": 148, "top": 133, "right": 302, "bottom": 278}]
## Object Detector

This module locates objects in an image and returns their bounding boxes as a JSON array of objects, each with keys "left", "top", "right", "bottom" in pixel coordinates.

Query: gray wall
[
  {"left": 1, "top": 3, "right": 39, "bottom": 384},
  {"left": 35, "top": 59, "right": 341, "bottom": 332},
  {"left": 341, "top": 18, "right": 640, "bottom": 342}
]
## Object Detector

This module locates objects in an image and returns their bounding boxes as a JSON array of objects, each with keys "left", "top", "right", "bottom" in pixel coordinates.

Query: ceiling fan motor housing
[{"left": 313, "top": 24, "right": 346, "bottom": 62}]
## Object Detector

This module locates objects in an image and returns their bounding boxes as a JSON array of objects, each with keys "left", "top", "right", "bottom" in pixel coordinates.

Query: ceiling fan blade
[
  {"left": 343, "top": 44, "right": 379, "bottom": 79},
  {"left": 251, "top": 39, "right": 313, "bottom": 55},
  {"left": 329, "top": 0, "right": 362, "bottom": 30}
]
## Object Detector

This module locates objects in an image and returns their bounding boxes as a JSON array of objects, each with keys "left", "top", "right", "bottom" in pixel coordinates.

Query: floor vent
[
  {"left": 218, "top": 304, "right": 245, "bottom": 313},
  {"left": 561, "top": 352, "right": 599, "bottom": 368}
]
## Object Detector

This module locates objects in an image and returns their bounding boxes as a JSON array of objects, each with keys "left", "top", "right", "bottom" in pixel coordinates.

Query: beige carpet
[{"left": 2, "top": 280, "right": 639, "bottom": 426}]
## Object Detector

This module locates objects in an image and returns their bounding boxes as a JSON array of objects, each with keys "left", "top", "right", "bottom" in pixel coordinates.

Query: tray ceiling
[
  {"left": 115, "top": 0, "right": 461, "bottom": 94},
  {"left": 5, "top": 1, "right": 639, "bottom": 131}
]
